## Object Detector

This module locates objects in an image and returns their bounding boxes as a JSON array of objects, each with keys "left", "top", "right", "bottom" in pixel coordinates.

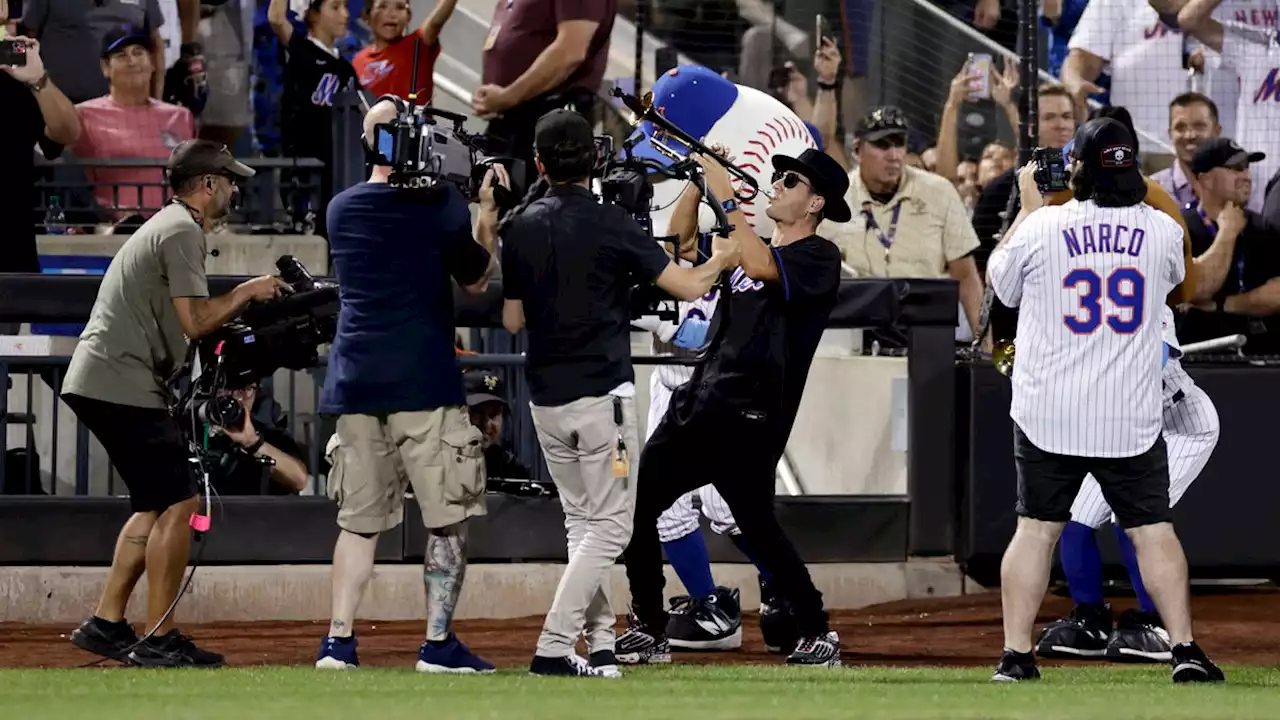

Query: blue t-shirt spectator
[{"left": 320, "top": 182, "right": 491, "bottom": 416}]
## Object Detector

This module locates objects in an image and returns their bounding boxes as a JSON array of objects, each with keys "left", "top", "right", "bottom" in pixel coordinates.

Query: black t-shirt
[
  {"left": 209, "top": 426, "right": 304, "bottom": 496},
  {"left": 0, "top": 74, "right": 63, "bottom": 272},
  {"left": 1180, "top": 204, "right": 1280, "bottom": 353},
  {"left": 678, "top": 236, "right": 841, "bottom": 442},
  {"left": 971, "top": 168, "right": 1017, "bottom": 271},
  {"left": 501, "top": 185, "right": 671, "bottom": 406},
  {"left": 281, "top": 33, "right": 358, "bottom": 162}
]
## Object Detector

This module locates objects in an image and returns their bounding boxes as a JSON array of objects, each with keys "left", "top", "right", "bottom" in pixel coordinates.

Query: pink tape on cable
[{"left": 189, "top": 513, "right": 211, "bottom": 532}]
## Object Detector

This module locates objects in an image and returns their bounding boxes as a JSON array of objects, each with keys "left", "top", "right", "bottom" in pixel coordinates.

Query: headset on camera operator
[
  {"left": 498, "top": 109, "right": 735, "bottom": 677},
  {"left": 60, "top": 139, "right": 288, "bottom": 669},
  {"left": 311, "top": 96, "right": 504, "bottom": 672}
]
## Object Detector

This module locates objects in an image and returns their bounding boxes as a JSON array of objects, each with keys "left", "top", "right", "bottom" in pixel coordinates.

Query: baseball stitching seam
[{"left": 735, "top": 117, "right": 819, "bottom": 214}]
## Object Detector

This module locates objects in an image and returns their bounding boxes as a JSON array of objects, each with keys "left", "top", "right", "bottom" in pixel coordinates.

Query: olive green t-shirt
[{"left": 63, "top": 204, "right": 209, "bottom": 409}]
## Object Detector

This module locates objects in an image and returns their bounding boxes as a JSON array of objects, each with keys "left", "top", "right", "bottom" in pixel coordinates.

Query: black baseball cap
[
  {"left": 855, "top": 106, "right": 909, "bottom": 142},
  {"left": 101, "top": 24, "right": 152, "bottom": 59},
  {"left": 1068, "top": 117, "right": 1145, "bottom": 197},
  {"left": 167, "top": 140, "right": 256, "bottom": 188},
  {"left": 463, "top": 368, "right": 507, "bottom": 407},
  {"left": 1191, "top": 137, "right": 1266, "bottom": 175},
  {"left": 534, "top": 109, "right": 594, "bottom": 157}
]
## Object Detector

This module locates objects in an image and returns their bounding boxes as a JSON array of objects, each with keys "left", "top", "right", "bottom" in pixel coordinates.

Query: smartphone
[
  {"left": 0, "top": 40, "right": 28, "bottom": 68},
  {"left": 967, "top": 52, "right": 993, "bottom": 101},
  {"left": 815, "top": 14, "right": 829, "bottom": 42}
]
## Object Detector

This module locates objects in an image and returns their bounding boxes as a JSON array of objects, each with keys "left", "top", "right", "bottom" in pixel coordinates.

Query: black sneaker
[
  {"left": 530, "top": 654, "right": 612, "bottom": 677},
  {"left": 1105, "top": 609, "right": 1172, "bottom": 663},
  {"left": 785, "top": 631, "right": 841, "bottom": 667},
  {"left": 667, "top": 587, "right": 743, "bottom": 651},
  {"left": 615, "top": 613, "right": 671, "bottom": 665},
  {"left": 70, "top": 616, "right": 139, "bottom": 662},
  {"left": 1034, "top": 603, "right": 1112, "bottom": 659},
  {"left": 992, "top": 649, "right": 1040, "bottom": 682},
  {"left": 759, "top": 576, "right": 798, "bottom": 655},
  {"left": 588, "top": 649, "right": 623, "bottom": 678},
  {"left": 1171, "top": 642, "right": 1225, "bottom": 684},
  {"left": 127, "top": 629, "right": 225, "bottom": 668}
]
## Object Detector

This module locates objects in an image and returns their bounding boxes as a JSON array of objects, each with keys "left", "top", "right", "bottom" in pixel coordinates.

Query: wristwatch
[
  {"left": 721, "top": 199, "right": 738, "bottom": 214},
  {"left": 26, "top": 72, "right": 50, "bottom": 93}
]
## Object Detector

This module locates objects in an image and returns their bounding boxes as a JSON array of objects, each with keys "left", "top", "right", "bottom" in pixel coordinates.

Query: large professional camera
[
  {"left": 369, "top": 98, "right": 523, "bottom": 207},
  {"left": 169, "top": 255, "right": 338, "bottom": 436}
]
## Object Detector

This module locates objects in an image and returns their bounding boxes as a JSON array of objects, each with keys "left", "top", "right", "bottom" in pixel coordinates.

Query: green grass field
[{"left": 2, "top": 665, "right": 1278, "bottom": 719}]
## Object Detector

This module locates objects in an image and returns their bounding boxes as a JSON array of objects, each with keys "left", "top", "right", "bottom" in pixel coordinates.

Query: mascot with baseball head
[{"left": 626, "top": 65, "right": 824, "bottom": 657}]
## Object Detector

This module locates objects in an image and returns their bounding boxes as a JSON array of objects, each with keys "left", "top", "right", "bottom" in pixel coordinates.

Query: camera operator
[
  {"left": 313, "top": 98, "right": 501, "bottom": 672},
  {"left": 60, "top": 139, "right": 287, "bottom": 668},
  {"left": 0, "top": 18, "right": 80, "bottom": 281},
  {"left": 500, "top": 109, "right": 733, "bottom": 677},
  {"left": 616, "top": 148, "right": 850, "bottom": 669},
  {"left": 208, "top": 383, "right": 309, "bottom": 495}
]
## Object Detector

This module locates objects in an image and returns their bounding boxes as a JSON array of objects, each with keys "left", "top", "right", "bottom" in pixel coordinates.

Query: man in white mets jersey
[
  {"left": 986, "top": 117, "right": 1223, "bottom": 684},
  {"left": 625, "top": 65, "right": 820, "bottom": 657},
  {"left": 1035, "top": 303, "right": 1220, "bottom": 664},
  {"left": 1177, "top": 0, "right": 1280, "bottom": 211}
]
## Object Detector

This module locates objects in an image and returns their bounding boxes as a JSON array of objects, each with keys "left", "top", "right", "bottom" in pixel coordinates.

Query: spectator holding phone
[
  {"left": 352, "top": 0, "right": 457, "bottom": 104},
  {"left": 0, "top": 6, "right": 80, "bottom": 278}
]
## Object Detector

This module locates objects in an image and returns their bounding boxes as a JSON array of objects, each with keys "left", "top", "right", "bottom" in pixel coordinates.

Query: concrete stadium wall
[{"left": 0, "top": 559, "right": 979, "bottom": 624}]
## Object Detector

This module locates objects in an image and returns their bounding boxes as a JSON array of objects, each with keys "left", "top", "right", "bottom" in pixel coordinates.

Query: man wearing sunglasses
[
  {"left": 62, "top": 139, "right": 286, "bottom": 668},
  {"left": 831, "top": 106, "right": 986, "bottom": 344},
  {"left": 618, "top": 147, "right": 850, "bottom": 669}
]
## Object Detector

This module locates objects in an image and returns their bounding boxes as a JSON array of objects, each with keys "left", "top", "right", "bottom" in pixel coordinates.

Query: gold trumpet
[
  {"left": 992, "top": 340, "right": 1016, "bottom": 377},
  {"left": 611, "top": 87, "right": 765, "bottom": 201}
]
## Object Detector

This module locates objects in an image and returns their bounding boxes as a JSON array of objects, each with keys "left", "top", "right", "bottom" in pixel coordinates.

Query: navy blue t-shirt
[{"left": 320, "top": 183, "right": 490, "bottom": 415}]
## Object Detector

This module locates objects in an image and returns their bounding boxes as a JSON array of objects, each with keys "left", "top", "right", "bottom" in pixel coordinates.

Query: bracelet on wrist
[
  {"left": 27, "top": 72, "right": 50, "bottom": 93},
  {"left": 816, "top": 79, "right": 839, "bottom": 91},
  {"left": 244, "top": 435, "right": 266, "bottom": 455}
]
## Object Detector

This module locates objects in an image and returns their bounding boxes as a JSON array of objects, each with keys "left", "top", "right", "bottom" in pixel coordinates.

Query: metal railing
[
  {"left": 2, "top": 350, "right": 810, "bottom": 499},
  {"left": 32, "top": 156, "right": 326, "bottom": 234}
]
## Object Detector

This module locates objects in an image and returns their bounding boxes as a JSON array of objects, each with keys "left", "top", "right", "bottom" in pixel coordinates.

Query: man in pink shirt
[{"left": 72, "top": 25, "right": 195, "bottom": 229}]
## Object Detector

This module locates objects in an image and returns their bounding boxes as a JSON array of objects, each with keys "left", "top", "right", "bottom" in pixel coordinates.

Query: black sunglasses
[{"left": 771, "top": 170, "right": 811, "bottom": 189}]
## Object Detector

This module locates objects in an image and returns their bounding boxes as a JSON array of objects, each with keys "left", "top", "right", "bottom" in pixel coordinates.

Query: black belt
[{"left": 1171, "top": 389, "right": 1185, "bottom": 405}]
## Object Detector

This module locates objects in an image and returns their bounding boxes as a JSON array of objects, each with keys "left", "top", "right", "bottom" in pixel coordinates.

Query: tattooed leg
[
  {"left": 424, "top": 523, "right": 468, "bottom": 642},
  {"left": 96, "top": 512, "right": 157, "bottom": 622},
  {"left": 329, "top": 530, "right": 379, "bottom": 638}
]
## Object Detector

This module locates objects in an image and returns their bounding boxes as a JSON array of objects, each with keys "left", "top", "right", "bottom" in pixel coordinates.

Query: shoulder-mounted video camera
[
  {"left": 365, "top": 94, "right": 523, "bottom": 208},
  {"left": 169, "top": 255, "right": 338, "bottom": 434},
  {"left": 1032, "top": 146, "right": 1070, "bottom": 195}
]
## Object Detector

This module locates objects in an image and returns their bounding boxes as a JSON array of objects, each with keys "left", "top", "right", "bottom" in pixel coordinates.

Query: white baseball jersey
[
  {"left": 1070, "top": 306, "right": 1220, "bottom": 528},
  {"left": 1069, "top": 0, "right": 1191, "bottom": 148},
  {"left": 988, "top": 199, "right": 1185, "bottom": 457},
  {"left": 1194, "top": 2, "right": 1279, "bottom": 137},
  {"left": 1219, "top": 22, "right": 1280, "bottom": 211}
]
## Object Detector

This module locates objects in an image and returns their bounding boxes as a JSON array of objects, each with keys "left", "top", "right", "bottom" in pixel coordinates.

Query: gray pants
[{"left": 530, "top": 394, "right": 641, "bottom": 657}]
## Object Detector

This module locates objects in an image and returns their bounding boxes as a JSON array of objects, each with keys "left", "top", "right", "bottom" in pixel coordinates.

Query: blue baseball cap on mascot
[{"left": 629, "top": 66, "right": 741, "bottom": 166}]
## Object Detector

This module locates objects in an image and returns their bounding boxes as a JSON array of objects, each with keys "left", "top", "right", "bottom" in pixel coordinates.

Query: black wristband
[
  {"left": 816, "top": 79, "right": 839, "bottom": 91},
  {"left": 244, "top": 436, "right": 266, "bottom": 455},
  {"left": 181, "top": 42, "right": 204, "bottom": 58}
]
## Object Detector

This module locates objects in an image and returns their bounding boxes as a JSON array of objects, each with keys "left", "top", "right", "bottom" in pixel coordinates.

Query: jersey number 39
[{"left": 1063, "top": 267, "right": 1144, "bottom": 334}]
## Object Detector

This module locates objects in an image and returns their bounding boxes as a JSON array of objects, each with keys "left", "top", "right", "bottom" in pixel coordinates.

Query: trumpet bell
[{"left": 992, "top": 341, "right": 1016, "bottom": 377}]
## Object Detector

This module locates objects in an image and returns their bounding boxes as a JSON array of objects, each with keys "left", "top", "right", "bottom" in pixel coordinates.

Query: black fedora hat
[{"left": 771, "top": 149, "right": 851, "bottom": 223}]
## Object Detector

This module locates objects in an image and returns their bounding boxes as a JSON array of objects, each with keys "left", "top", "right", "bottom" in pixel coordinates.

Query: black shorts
[
  {"left": 1013, "top": 425, "right": 1171, "bottom": 529},
  {"left": 63, "top": 393, "right": 197, "bottom": 514}
]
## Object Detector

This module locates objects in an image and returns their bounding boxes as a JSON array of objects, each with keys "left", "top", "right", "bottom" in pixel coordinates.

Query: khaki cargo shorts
[{"left": 325, "top": 406, "right": 487, "bottom": 534}]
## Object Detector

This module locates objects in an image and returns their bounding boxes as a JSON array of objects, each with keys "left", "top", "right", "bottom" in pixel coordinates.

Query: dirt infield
[{"left": 3, "top": 589, "right": 1278, "bottom": 669}]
